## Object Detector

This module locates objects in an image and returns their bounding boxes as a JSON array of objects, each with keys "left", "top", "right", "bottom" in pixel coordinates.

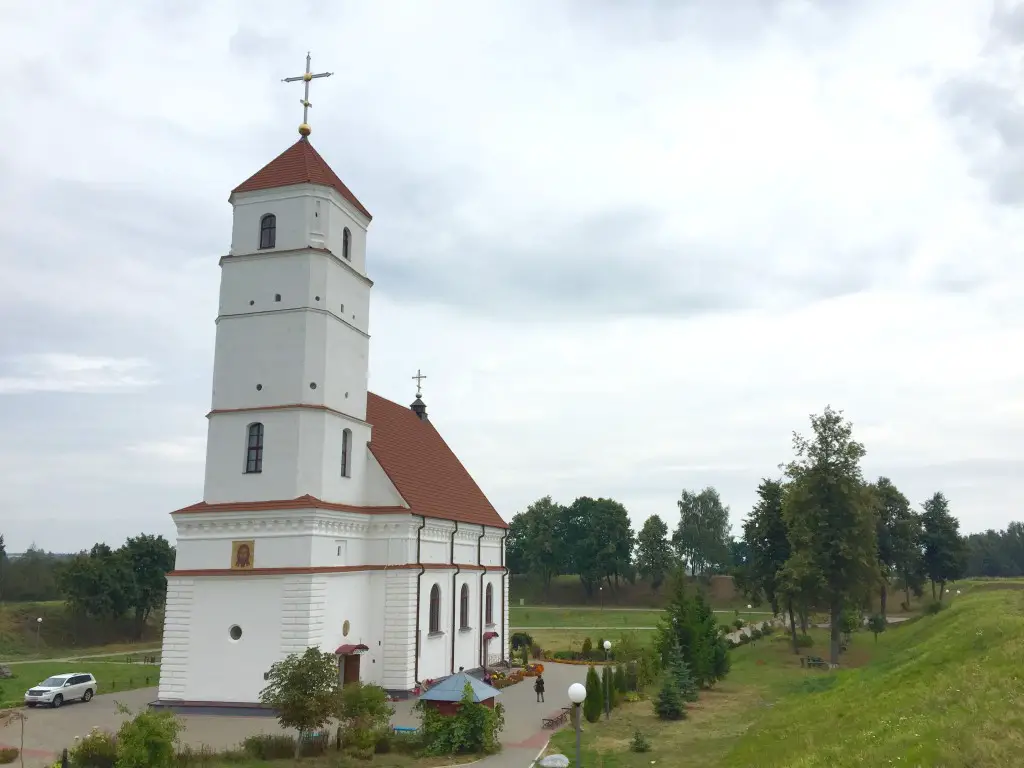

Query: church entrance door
[{"left": 342, "top": 654, "right": 360, "bottom": 685}]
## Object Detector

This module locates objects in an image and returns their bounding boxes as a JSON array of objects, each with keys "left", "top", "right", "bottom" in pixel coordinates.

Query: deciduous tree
[
  {"left": 781, "top": 406, "right": 879, "bottom": 666},
  {"left": 635, "top": 515, "right": 674, "bottom": 592},
  {"left": 121, "top": 534, "right": 175, "bottom": 637},
  {"left": 673, "top": 487, "right": 731, "bottom": 577},
  {"left": 921, "top": 492, "right": 967, "bottom": 601},
  {"left": 871, "top": 477, "right": 912, "bottom": 618},
  {"left": 260, "top": 647, "right": 342, "bottom": 757}
]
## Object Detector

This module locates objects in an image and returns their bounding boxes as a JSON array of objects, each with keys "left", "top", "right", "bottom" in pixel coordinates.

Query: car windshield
[{"left": 40, "top": 677, "right": 69, "bottom": 687}]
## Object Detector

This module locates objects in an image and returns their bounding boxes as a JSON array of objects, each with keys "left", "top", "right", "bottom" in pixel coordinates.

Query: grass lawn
[
  {"left": 0, "top": 661, "right": 160, "bottom": 708},
  {"left": 546, "top": 586, "right": 1024, "bottom": 766},
  {"left": 524, "top": 628, "right": 660, "bottom": 655},
  {"left": 203, "top": 755, "right": 477, "bottom": 768}
]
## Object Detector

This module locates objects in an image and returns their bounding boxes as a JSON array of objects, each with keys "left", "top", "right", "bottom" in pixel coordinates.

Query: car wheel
[
  {"left": 25, "top": 703, "right": 36, "bottom": 708},
  {"left": 51, "top": 694, "right": 63, "bottom": 709},
  {"left": 83, "top": 689, "right": 93, "bottom": 702}
]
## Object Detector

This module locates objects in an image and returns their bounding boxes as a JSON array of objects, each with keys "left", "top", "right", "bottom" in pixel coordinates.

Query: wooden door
[{"left": 342, "top": 654, "right": 361, "bottom": 685}]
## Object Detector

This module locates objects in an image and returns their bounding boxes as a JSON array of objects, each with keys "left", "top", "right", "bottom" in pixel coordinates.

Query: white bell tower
[{"left": 201, "top": 63, "right": 374, "bottom": 509}]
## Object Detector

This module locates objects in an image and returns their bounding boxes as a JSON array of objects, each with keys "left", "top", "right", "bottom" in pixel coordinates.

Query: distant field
[
  {"left": 0, "top": 661, "right": 160, "bottom": 708},
  {"left": 509, "top": 606, "right": 766, "bottom": 628}
]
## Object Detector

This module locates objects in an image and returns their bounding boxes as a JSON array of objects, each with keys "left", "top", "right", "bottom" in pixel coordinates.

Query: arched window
[
  {"left": 245, "top": 423, "right": 264, "bottom": 474},
  {"left": 259, "top": 214, "right": 276, "bottom": 249},
  {"left": 459, "top": 584, "right": 470, "bottom": 629},
  {"left": 341, "top": 428, "right": 352, "bottom": 478},
  {"left": 342, "top": 227, "right": 351, "bottom": 260},
  {"left": 485, "top": 583, "right": 493, "bottom": 625},
  {"left": 429, "top": 584, "right": 441, "bottom": 634}
]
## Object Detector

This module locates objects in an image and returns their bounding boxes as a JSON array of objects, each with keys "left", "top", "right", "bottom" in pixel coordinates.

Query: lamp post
[
  {"left": 602, "top": 640, "right": 612, "bottom": 720},
  {"left": 35, "top": 617, "right": 42, "bottom": 650},
  {"left": 599, "top": 586, "right": 604, "bottom": 611},
  {"left": 568, "top": 682, "right": 586, "bottom": 768}
]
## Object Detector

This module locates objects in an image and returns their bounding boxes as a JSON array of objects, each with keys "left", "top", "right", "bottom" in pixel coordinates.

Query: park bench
[
  {"left": 801, "top": 656, "right": 829, "bottom": 669},
  {"left": 542, "top": 707, "right": 572, "bottom": 729},
  {"left": 393, "top": 726, "right": 418, "bottom": 734}
]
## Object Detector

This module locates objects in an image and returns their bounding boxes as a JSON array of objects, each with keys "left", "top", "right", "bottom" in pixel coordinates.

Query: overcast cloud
[{"left": 0, "top": 0, "right": 1022, "bottom": 552}]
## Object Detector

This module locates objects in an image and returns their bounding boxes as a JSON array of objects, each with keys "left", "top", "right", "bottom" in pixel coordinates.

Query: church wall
[
  {"left": 419, "top": 570, "right": 452, "bottom": 682},
  {"left": 211, "top": 313, "right": 316, "bottom": 411},
  {"left": 169, "top": 576, "right": 285, "bottom": 704},
  {"left": 204, "top": 409, "right": 302, "bottom": 503},
  {"left": 321, "top": 254, "right": 370, "bottom": 337},
  {"left": 363, "top": 452, "right": 409, "bottom": 508},
  {"left": 175, "top": 532, "right": 314, "bottom": 570},
  {"left": 314, "top": 307, "right": 370, "bottom": 421},
  {"left": 321, "top": 191, "right": 369, "bottom": 275},
  {"left": 319, "top": 572, "right": 385, "bottom": 686},
  {"left": 230, "top": 191, "right": 310, "bottom": 255},
  {"left": 308, "top": 408, "right": 373, "bottom": 507},
  {"left": 218, "top": 253, "right": 312, "bottom": 319}
]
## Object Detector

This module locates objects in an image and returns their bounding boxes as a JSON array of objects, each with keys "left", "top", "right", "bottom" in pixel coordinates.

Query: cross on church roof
[
  {"left": 412, "top": 369, "right": 427, "bottom": 398},
  {"left": 282, "top": 52, "right": 333, "bottom": 138}
]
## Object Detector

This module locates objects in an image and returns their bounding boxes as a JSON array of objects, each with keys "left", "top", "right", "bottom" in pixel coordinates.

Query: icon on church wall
[
  {"left": 343, "top": 620, "right": 351, "bottom": 637},
  {"left": 231, "top": 540, "right": 255, "bottom": 569}
]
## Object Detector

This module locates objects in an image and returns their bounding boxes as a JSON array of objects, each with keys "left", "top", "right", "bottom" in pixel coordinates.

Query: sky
[{"left": 0, "top": 0, "right": 1022, "bottom": 553}]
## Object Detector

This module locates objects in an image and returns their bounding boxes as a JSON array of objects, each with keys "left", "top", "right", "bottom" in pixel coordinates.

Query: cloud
[
  {"left": 0, "top": 0, "right": 1022, "bottom": 552},
  {"left": 0, "top": 355, "right": 157, "bottom": 395}
]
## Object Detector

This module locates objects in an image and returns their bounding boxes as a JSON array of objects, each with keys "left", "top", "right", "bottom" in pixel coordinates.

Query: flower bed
[{"left": 489, "top": 669, "right": 524, "bottom": 689}]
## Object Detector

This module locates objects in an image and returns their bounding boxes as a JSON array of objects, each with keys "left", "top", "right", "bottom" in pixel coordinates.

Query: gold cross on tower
[
  {"left": 412, "top": 369, "right": 427, "bottom": 398},
  {"left": 282, "top": 52, "right": 333, "bottom": 138}
]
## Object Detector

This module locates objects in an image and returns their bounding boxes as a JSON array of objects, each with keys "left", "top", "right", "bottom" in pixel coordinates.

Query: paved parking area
[{"left": 3, "top": 662, "right": 589, "bottom": 768}]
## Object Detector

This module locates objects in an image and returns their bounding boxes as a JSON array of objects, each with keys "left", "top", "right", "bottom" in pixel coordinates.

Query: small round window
[{"left": 229, "top": 625, "right": 243, "bottom": 641}]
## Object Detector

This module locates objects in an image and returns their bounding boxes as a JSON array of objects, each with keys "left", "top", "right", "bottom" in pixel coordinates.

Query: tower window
[
  {"left": 429, "top": 584, "right": 441, "bottom": 634},
  {"left": 341, "top": 428, "right": 352, "bottom": 478},
  {"left": 259, "top": 214, "right": 276, "bottom": 249},
  {"left": 460, "top": 584, "right": 470, "bottom": 629},
  {"left": 342, "top": 227, "right": 351, "bottom": 260},
  {"left": 485, "top": 583, "right": 494, "bottom": 625},
  {"left": 245, "top": 422, "right": 264, "bottom": 474}
]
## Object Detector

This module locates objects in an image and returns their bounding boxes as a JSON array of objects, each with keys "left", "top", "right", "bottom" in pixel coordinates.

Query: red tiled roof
[
  {"left": 367, "top": 392, "right": 508, "bottom": 529},
  {"left": 232, "top": 138, "right": 372, "bottom": 220}
]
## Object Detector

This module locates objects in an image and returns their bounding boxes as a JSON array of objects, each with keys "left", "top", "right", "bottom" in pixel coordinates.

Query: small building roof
[{"left": 418, "top": 672, "right": 501, "bottom": 703}]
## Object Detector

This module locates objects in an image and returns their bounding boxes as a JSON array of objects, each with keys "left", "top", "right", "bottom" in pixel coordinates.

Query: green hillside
[{"left": 727, "top": 585, "right": 1024, "bottom": 766}]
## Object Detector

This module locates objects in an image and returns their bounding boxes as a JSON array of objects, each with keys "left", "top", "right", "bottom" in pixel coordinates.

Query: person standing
[{"left": 534, "top": 674, "right": 545, "bottom": 703}]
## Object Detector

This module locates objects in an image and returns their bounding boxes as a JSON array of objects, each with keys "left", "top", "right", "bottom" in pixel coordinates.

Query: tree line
[
  {"left": 962, "top": 523, "right": 1024, "bottom": 578},
  {"left": 0, "top": 532, "right": 175, "bottom": 636},
  {"left": 735, "top": 406, "right": 968, "bottom": 665},
  {"left": 506, "top": 488, "right": 737, "bottom": 596}
]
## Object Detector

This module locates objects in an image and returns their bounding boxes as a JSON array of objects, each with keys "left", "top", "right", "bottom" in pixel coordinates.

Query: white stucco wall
[{"left": 229, "top": 184, "right": 370, "bottom": 277}]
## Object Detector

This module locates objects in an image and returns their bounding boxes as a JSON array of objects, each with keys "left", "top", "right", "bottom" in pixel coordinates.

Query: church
[{"left": 155, "top": 66, "right": 509, "bottom": 709}]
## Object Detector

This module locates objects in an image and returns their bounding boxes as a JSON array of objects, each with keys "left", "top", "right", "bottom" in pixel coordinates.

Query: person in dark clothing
[{"left": 534, "top": 674, "right": 545, "bottom": 703}]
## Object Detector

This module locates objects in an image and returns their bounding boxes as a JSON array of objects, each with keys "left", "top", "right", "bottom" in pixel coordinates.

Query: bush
[
  {"left": 69, "top": 729, "right": 118, "bottom": 768},
  {"left": 795, "top": 634, "right": 814, "bottom": 648},
  {"left": 733, "top": 619, "right": 745, "bottom": 630},
  {"left": 416, "top": 682, "right": 505, "bottom": 755},
  {"left": 386, "top": 730, "right": 423, "bottom": 755},
  {"left": 174, "top": 744, "right": 219, "bottom": 768},
  {"left": 629, "top": 731, "right": 652, "bottom": 753},
  {"left": 0, "top": 748, "right": 18, "bottom": 765},
  {"left": 581, "top": 637, "right": 593, "bottom": 657},
  {"left": 613, "top": 664, "right": 627, "bottom": 694},
  {"left": 924, "top": 601, "right": 944, "bottom": 615},
  {"left": 530, "top": 643, "right": 543, "bottom": 659},
  {"left": 116, "top": 708, "right": 182, "bottom": 768},
  {"left": 510, "top": 631, "right": 534, "bottom": 651},
  {"left": 240, "top": 734, "right": 296, "bottom": 760}
]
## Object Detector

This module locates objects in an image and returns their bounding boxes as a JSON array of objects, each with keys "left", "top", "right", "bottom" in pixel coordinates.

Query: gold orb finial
[
  {"left": 303, "top": 72, "right": 313, "bottom": 82},
  {"left": 298, "top": 123, "right": 312, "bottom": 137}
]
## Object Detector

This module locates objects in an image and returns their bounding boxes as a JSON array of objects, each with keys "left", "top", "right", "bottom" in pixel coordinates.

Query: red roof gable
[
  {"left": 367, "top": 392, "right": 508, "bottom": 529},
  {"left": 232, "top": 138, "right": 372, "bottom": 221}
]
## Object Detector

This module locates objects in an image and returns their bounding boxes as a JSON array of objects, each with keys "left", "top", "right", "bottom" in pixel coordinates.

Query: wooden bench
[
  {"left": 801, "top": 656, "right": 829, "bottom": 669},
  {"left": 542, "top": 707, "right": 571, "bottom": 729}
]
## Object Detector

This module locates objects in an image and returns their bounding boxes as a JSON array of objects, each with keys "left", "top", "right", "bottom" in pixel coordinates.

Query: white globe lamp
[
  {"left": 568, "top": 682, "right": 586, "bottom": 704},
  {"left": 603, "top": 640, "right": 611, "bottom": 651}
]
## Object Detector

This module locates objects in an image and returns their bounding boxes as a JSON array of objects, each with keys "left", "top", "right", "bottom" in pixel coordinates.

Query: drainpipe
[
  {"left": 412, "top": 515, "right": 427, "bottom": 689},
  {"left": 477, "top": 526, "right": 486, "bottom": 668},
  {"left": 450, "top": 521, "right": 461, "bottom": 675},
  {"left": 499, "top": 529, "right": 508, "bottom": 664}
]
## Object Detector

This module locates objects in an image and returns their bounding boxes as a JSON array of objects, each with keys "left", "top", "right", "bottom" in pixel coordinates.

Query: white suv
[{"left": 24, "top": 673, "right": 97, "bottom": 708}]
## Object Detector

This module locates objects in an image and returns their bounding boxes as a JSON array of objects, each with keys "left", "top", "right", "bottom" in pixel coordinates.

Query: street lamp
[
  {"left": 599, "top": 586, "right": 604, "bottom": 611},
  {"left": 568, "top": 682, "right": 587, "bottom": 768},
  {"left": 603, "top": 640, "right": 612, "bottom": 720},
  {"left": 35, "top": 617, "right": 42, "bottom": 650}
]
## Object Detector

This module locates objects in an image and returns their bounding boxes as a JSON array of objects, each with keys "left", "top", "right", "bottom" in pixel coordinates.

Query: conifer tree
[
  {"left": 672, "top": 657, "right": 700, "bottom": 703},
  {"left": 654, "top": 671, "right": 686, "bottom": 720},
  {"left": 613, "top": 664, "right": 627, "bottom": 695},
  {"left": 583, "top": 666, "right": 603, "bottom": 723}
]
